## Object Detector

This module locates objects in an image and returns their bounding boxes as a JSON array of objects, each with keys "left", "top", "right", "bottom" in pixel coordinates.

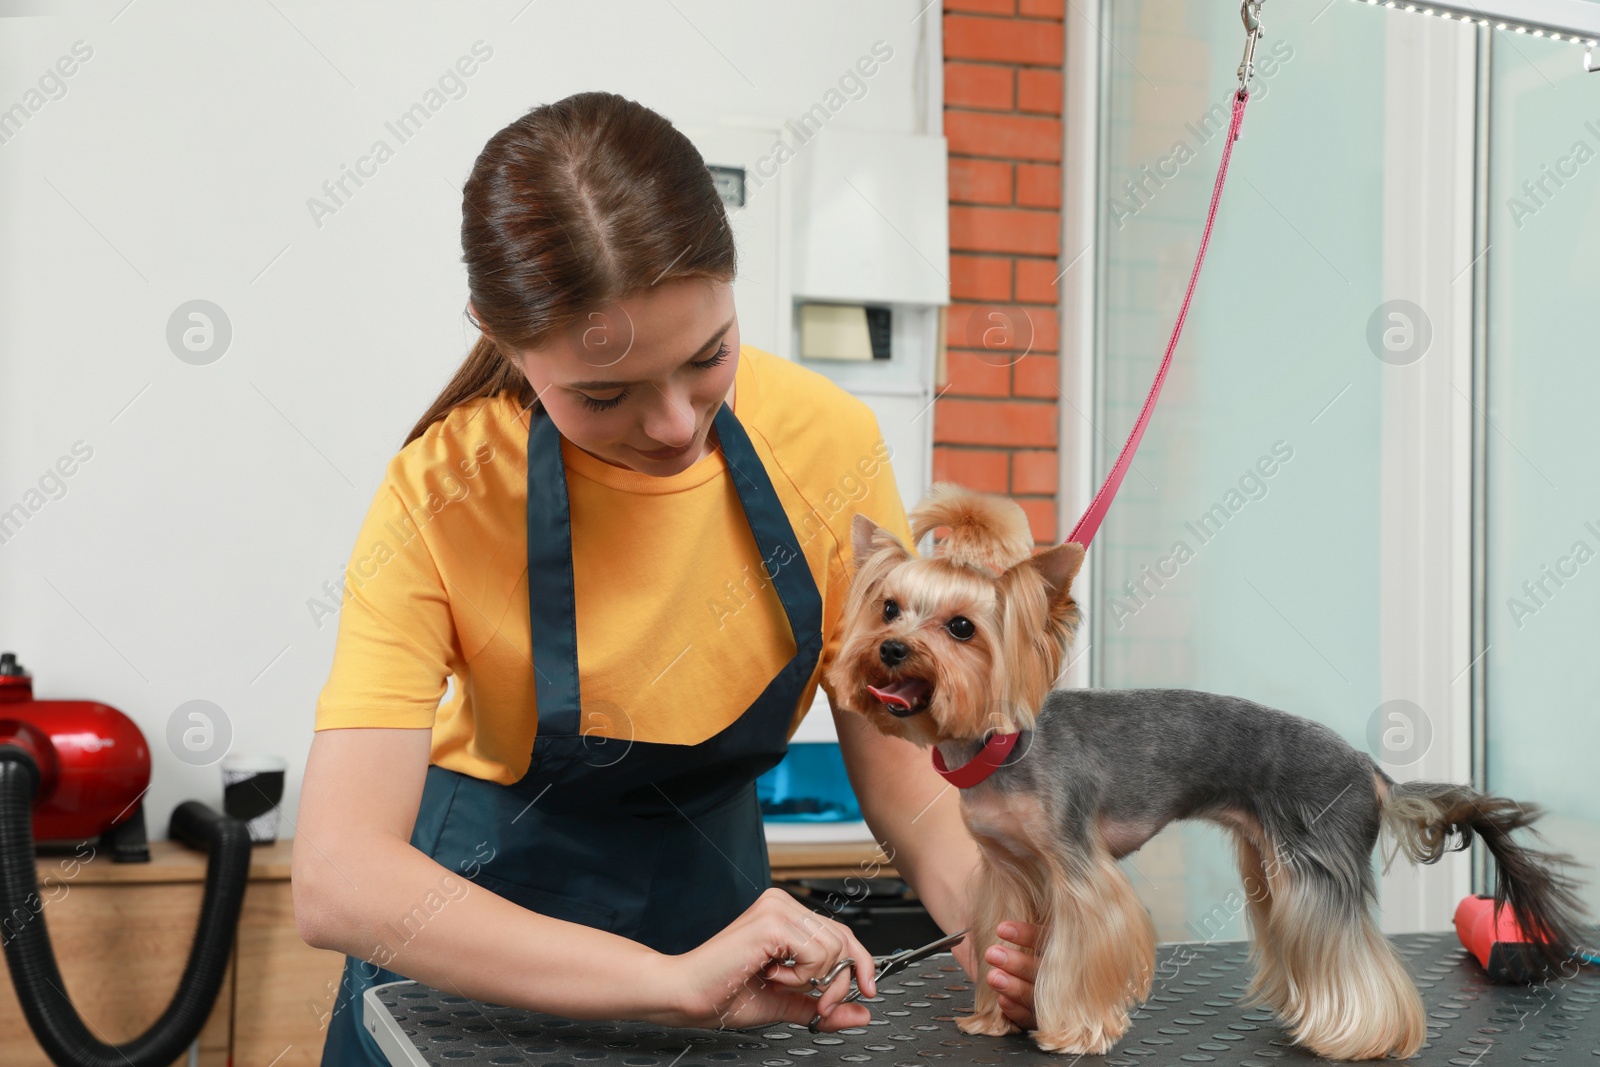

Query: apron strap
[
  {"left": 525, "top": 401, "right": 822, "bottom": 739},
  {"left": 708, "top": 402, "right": 822, "bottom": 647},
  {"left": 525, "top": 409, "right": 584, "bottom": 737}
]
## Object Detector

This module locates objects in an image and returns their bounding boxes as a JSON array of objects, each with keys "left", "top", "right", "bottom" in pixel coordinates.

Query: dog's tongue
[{"left": 867, "top": 678, "right": 930, "bottom": 711}]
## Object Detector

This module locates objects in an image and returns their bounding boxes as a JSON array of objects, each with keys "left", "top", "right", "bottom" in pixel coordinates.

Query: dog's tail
[
  {"left": 1377, "top": 777, "right": 1588, "bottom": 970},
  {"left": 908, "top": 482, "right": 1035, "bottom": 573}
]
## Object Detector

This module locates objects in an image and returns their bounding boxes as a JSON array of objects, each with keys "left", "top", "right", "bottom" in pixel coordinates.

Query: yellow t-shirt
[{"left": 313, "top": 343, "right": 916, "bottom": 784}]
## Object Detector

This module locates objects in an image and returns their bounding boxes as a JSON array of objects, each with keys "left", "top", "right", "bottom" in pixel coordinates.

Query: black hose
[{"left": 0, "top": 744, "right": 253, "bottom": 1067}]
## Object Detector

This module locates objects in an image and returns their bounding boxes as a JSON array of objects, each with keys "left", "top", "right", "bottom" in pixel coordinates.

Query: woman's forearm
[
  {"left": 296, "top": 833, "right": 680, "bottom": 1024},
  {"left": 890, "top": 794, "right": 980, "bottom": 935},
  {"left": 839, "top": 717, "right": 982, "bottom": 935},
  {"left": 867, "top": 783, "right": 979, "bottom": 935}
]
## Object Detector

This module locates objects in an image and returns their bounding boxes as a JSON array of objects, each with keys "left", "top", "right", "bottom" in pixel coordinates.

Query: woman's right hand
[{"left": 663, "top": 887, "right": 878, "bottom": 1031}]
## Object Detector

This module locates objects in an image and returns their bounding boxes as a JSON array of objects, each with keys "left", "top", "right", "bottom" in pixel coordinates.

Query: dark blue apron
[{"left": 320, "top": 399, "right": 824, "bottom": 1064}]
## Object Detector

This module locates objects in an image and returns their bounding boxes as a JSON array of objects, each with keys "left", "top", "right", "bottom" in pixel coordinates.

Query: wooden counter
[
  {"left": 768, "top": 838, "right": 898, "bottom": 880},
  {"left": 1, "top": 835, "right": 900, "bottom": 1065}
]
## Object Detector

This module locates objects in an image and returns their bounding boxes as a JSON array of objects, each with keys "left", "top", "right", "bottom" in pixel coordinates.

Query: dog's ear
[
  {"left": 850, "top": 512, "right": 911, "bottom": 568},
  {"left": 1031, "top": 541, "right": 1085, "bottom": 602}
]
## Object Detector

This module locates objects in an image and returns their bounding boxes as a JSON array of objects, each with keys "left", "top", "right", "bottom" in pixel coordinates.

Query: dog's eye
[
  {"left": 946, "top": 616, "right": 975, "bottom": 641},
  {"left": 882, "top": 599, "right": 900, "bottom": 622}
]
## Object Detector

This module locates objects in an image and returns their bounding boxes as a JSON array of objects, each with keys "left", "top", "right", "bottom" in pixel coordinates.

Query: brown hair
[{"left": 404, "top": 90, "right": 737, "bottom": 448}]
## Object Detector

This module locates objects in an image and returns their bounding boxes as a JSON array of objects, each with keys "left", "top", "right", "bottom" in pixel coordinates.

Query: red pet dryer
[{"left": 0, "top": 652, "right": 154, "bottom": 859}]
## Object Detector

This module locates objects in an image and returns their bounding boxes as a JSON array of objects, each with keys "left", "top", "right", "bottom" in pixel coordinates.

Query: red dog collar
[{"left": 931, "top": 732, "right": 1020, "bottom": 788}]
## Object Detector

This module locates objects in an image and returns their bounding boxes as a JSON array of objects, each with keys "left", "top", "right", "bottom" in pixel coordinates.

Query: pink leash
[
  {"left": 932, "top": 87, "right": 1252, "bottom": 790},
  {"left": 1066, "top": 86, "right": 1251, "bottom": 549}
]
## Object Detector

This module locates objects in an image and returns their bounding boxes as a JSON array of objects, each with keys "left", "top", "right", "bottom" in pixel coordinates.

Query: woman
[{"left": 292, "top": 90, "right": 1042, "bottom": 1065}]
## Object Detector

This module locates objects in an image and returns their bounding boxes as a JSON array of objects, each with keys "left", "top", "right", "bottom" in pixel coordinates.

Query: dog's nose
[{"left": 879, "top": 639, "right": 909, "bottom": 667}]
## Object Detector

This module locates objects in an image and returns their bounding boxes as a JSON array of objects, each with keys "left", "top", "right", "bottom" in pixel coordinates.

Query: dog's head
[{"left": 824, "top": 483, "right": 1084, "bottom": 746}]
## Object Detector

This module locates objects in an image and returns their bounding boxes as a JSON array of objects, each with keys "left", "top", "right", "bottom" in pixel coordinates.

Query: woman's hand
[
  {"left": 952, "top": 921, "right": 1042, "bottom": 1030},
  {"left": 664, "top": 887, "right": 879, "bottom": 1032}
]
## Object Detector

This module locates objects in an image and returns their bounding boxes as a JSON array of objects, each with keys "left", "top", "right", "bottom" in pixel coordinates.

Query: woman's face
[{"left": 507, "top": 278, "right": 739, "bottom": 476}]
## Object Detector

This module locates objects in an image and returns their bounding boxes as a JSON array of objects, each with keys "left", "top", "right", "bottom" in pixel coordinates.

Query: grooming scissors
[{"left": 804, "top": 928, "right": 968, "bottom": 1032}]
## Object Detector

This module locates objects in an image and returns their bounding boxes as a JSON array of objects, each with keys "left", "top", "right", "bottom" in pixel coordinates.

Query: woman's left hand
[{"left": 951, "top": 921, "right": 1041, "bottom": 1030}]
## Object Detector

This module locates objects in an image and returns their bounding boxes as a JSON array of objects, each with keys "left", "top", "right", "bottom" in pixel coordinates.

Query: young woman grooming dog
[{"left": 291, "top": 91, "right": 1043, "bottom": 1066}]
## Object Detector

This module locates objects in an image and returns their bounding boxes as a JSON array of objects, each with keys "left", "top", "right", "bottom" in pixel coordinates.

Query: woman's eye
[
  {"left": 946, "top": 616, "right": 975, "bottom": 641},
  {"left": 690, "top": 341, "right": 731, "bottom": 370},
  {"left": 579, "top": 392, "right": 627, "bottom": 412},
  {"left": 882, "top": 599, "right": 900, "bottom": 623}
]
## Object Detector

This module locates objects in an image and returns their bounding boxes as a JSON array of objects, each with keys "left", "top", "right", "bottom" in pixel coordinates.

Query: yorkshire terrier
[{"left": 824, "top": 483, "right": 1588, "bottom": 1060}]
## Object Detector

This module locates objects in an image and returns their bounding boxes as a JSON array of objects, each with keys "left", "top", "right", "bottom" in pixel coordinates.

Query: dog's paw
[
  {"left": 1031, "top": 1023, "right": 1125, "bottom": 1056},
  {"left": 956, "top": 1011, "right": 1019, "bottom": 1037}
]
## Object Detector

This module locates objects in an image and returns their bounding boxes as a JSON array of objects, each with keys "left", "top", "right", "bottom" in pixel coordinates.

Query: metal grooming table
[{"left": 363, "top": 932, "right": 1600, "bottom": 1066}]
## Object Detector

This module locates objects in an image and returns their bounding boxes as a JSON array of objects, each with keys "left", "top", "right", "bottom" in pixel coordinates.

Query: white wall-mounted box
[{"left": 790, "top": 128, "right": 950, "bottom": 307}]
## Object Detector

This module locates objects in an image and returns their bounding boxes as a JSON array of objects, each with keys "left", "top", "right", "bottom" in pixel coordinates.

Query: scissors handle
[{"left": 811, "top": 957, "right": 855, "bottom": 990}]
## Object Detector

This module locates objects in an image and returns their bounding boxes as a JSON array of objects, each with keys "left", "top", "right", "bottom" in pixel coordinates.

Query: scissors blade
[{"left": 882, "top": 928, "right": 968, "bottom": 974}]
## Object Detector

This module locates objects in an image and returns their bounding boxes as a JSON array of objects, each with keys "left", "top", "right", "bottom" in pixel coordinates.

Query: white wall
[{"left": 0, "top": 0, "right": 942, "bottom": 840}]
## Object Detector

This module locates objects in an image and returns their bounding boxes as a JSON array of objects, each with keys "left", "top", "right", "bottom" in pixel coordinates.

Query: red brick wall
[{"left": 936, "top": 0, "right": 1064, "bottom": 546}]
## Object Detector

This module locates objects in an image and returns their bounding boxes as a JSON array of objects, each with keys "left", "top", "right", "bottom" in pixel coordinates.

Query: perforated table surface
[{"left": 362, "top": 932, "right": 1600, "bottom": 1066}]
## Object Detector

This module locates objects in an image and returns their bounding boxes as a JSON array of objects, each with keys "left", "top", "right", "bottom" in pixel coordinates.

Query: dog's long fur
[{"left": 826, "top": 484, "right": 1589, "bottom": 1060}]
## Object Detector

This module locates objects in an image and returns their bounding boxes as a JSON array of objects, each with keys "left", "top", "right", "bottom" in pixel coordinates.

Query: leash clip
[{"left": 1237, "top": 0, "right": 1264, "bottom": 92}]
